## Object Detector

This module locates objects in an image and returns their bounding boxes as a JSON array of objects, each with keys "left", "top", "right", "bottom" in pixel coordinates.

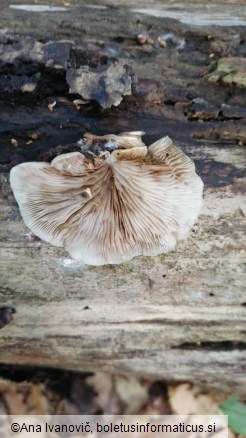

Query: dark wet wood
[{"left": 0, "top": 1, "right": 245, "bottom": 397}]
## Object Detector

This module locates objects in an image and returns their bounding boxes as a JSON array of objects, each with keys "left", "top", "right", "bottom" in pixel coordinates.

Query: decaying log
[{"left": 0, "top": 1, "right": 245, "bottom": 397}]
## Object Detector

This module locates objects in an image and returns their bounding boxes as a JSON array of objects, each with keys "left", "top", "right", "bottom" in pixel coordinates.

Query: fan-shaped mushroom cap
[{"left": 10, "top": 133, "right": 203, "bottom": 265}]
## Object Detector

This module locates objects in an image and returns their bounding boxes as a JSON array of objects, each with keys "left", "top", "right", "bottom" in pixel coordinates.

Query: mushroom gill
[{"left": 10, "top": 132, "right": 203, "bottom": 265}]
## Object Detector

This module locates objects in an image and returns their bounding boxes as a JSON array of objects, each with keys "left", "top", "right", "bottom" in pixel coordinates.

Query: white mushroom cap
[
  {"left": 83, "top": 131, "right": 146, "bottom": 149},
  {"left": 10, "top": 133, "right": 203, "bottom": 265}
]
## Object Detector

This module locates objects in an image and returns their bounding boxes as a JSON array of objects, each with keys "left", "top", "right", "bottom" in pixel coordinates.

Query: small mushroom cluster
[{"left": 10, "top": 132, "right": 203, "bottom": 265}]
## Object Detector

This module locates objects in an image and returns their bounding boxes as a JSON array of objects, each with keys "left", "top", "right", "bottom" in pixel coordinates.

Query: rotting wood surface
[{"left": 0, "top": 1, "right": 245, "bottom": 396}]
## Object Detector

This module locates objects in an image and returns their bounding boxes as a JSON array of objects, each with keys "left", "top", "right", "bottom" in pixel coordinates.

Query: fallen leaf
[
  {"left": 86, "top": 373, "right": 121, "bottom": 414},
  {"left": 114, "top": 376, "right": 148, "bottom": 414},
  {"left": 220, "top": 398, "right": 246, "bottom": 435},
  {"left": 168, "top": 383, "right": 221, "bottom": 415}
]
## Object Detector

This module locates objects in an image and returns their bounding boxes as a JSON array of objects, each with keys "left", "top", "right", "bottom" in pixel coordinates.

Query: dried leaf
[
  {"left": 114, "top": 376, "right": 148, "bottom": 414},
  {"left": 0, "top": 380, "right": 49, "bottom": 415},
  {"left": 86, "top": 373, "right": 121, "bottom": 414},
  {"left": 168, "top": 384, "right": 221, "bottom": 416}
]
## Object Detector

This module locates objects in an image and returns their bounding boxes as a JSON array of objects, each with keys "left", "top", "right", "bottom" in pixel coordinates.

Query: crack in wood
[{"left": 172, "top": 341, "right": 246, "bottom": 351}]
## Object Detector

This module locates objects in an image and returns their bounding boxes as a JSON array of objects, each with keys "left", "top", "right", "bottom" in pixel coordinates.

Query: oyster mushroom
[{"left": 10, "top": 132, "right": 203, "bottom": 265}]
